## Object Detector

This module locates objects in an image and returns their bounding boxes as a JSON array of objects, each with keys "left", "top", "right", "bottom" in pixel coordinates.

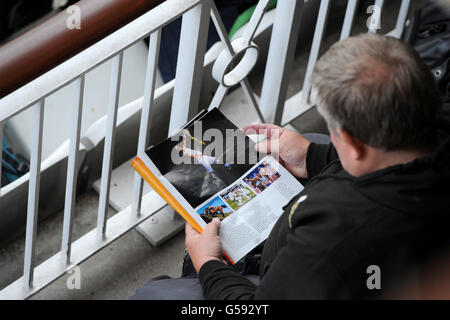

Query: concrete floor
[
  {"left": 0, "top": 190, "right": 186, "bottom": 300},
  {"left": 0, "top": 0, "right": 417, "bottom": 299}
]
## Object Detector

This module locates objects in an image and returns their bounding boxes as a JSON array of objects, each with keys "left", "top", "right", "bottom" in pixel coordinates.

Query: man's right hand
[{"left": 243, "top": 124, "right": 311, "bottom": 179}]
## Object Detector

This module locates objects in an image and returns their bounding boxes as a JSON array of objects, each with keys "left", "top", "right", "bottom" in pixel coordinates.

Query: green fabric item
[{"left": 228, "top": 0, "right": 277, "bottom": 39}]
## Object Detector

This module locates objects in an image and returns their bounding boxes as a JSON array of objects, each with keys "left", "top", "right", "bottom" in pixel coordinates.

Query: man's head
[{"left": 311, "top": 34, "right": 442, "bottom": 176}]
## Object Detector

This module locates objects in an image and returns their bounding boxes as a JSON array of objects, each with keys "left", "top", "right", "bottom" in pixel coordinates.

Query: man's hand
[
  {"left": 185, "top": 218, "right": 225, "bottom": 273},
  {"left": 243, "top": 124, "right": 311, "bottom": 179}
]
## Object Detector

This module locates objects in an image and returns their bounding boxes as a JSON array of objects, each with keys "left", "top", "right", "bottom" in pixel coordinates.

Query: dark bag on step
[{"left": 403, "top": 0, "right": 450, "bottom": 127}]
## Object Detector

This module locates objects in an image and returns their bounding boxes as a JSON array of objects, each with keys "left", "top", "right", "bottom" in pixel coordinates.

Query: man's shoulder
[
  {"left": 288, "top": 188, "right": 378, "bottom": 248},
  {"left": 286, "top": 170, "right": 450, "bottom": 296},
  {"left": 287, "top": 166, "right": 396, "bottom": 254}
]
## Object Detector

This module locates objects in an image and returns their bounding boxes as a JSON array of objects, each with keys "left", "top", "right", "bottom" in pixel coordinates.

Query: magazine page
[
  {"left": 196, "top": 155, "right": 304, "bottom": 262},
  {"left": 142, "top": 108, "right": 304, "bottom": 262}
]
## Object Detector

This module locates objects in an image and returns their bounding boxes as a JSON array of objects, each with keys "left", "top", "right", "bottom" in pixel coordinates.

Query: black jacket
[{"left": 199, "top": 133, "right": 450, "bottom": 299}]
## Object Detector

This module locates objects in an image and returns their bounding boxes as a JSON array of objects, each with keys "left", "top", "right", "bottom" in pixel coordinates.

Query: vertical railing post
[
  {"left": 208, "top": 2, "right": 236, "bottom": 112},
  {"left": 97, "top": 53, "right": 124, "bottom": 240},
  {"left": 23, "top": 100, "right": 45, "bottom": 288},
  {"left": 132, "top": 30, "right": 161, "bottom": 217},
  {"left": 340, "top": 0, "right": 359, "bottom": 41},
  {"left": 61, "top": 76, "right": 85, "bottom": 264},
  {"left": 241, "top": 78, "right": 265, "bottom": 122},
  {"left": 259, "top": 0, "right": 304, "bottom": 125},
  {"left": 300, "top": 0, "right": 330, "bottom": 106},
  {"left": 0, "top": 122, "right": 3, "bottom": 190},
  {"left": 241, "top": 0, "right": 271, "bottom": 45},
  {"left": 163, "top": 1, "right": 210, "bottom": 224},
  {"left": 168, "top": 0, "right": 210, "bottom": 135}
]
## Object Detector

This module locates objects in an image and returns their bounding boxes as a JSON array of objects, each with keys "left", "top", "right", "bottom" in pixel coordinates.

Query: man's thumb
[{"left": 205, "top": 218, "right": 220, "bottom": 236}]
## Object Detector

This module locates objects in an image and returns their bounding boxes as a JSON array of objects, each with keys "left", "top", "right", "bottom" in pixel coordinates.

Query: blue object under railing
[{"left": 2, "top": 137, "right": 29, "bottom": 185}]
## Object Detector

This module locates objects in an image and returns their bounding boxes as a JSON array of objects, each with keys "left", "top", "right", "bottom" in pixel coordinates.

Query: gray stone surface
[
  {"left": 0, "top": 191, "right": 105, "bottom": 292},
  {"left": 31, "top": 230, "right": 185, "bottom": 300},
  {"left": 0, "top": 189, "right": 185, "bottom": 299}
]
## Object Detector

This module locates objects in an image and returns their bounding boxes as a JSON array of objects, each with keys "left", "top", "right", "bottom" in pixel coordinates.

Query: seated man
[{"left": 185, "top": 33, "right": 450, "bottom": 299}]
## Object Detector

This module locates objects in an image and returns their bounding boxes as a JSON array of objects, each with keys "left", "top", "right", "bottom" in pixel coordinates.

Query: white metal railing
[{"left": 0, "top": 0, "right": 412, "bottom": 299}]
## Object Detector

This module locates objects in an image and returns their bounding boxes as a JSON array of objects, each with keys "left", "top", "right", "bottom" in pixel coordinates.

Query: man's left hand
[{"left": 185, "top": 218, "right": 226, "bottom": 273}]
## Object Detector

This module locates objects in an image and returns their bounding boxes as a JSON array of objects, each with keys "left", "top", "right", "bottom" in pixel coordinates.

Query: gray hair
[{"left": 311, "top": 34, "right": 442, "bottom": 151}]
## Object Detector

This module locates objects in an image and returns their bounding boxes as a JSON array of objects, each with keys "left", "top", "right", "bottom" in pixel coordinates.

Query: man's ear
[{"left": 336, "top": 128, "right": 365, "bottom": 160}]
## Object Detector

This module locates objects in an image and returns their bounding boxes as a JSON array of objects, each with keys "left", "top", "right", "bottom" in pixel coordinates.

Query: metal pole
[
  {"left": 242, "top": 0, "right": 271, "bottom": 45},
  {"left": 300, "top": 0, "right": 330, "bottom": 106},
  {"left": 209, "top": 1, "right": 263, "bottom": 121},
  {"left": 393, "top": 0, "right": 411, "bottom": 38},
  {"left": 368, "top": 0, "right": 385, "bottom": 34},
  {"left": 259, "top": 0, "right": 305, "bottom": 124},
  {"left": 23, "top": 100, "right": 45, "bottom": 288},
  {"left": 0, "top": 122, "right": 3, "bottom": 191},
  {"left": 61, "top": 76, "right": 85, "bottom": 264},
  {"left": 97, "top": 52, "right": 123, "bottom": 240},
  {"left": 340, "top": 0, "right": 359, "bottom": 41},
  {"left": 168, "top": 0, "right": 210, "bottom": 135},
  {"left": 132, "top": 30, "right": 161, "bottom": 217}
]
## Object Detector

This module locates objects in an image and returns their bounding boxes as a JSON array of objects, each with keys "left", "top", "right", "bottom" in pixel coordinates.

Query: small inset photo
[
  {"left": 196, "top": 196, "right": 233, "bottom": 223},
  {"left": 243, "top": 161, "right": 281, "bottom": 194},
  {"left": 220, "top": 182, "right": 256, "bottom": 211}
]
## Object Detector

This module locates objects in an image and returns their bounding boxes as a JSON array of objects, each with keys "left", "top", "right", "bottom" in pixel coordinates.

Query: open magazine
[{"left": 131, "top": 108, "right": 304, "bottom": 264}]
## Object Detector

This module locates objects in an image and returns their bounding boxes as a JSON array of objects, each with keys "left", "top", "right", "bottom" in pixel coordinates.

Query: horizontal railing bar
[
  {"left": 61, "top": 76, "right": 85, "bottom": 265},
  {"left": 132, "top": 30, "right": 161, "bottom": 217},
  {"left": 0, "top": 0, "right": 165, "bottom": 99},
  {"left": 23, "top": 100, "right": 45, "bottom": 289},
  {"left": 0, "top": 0, "right": 201, "bottom": 124}
]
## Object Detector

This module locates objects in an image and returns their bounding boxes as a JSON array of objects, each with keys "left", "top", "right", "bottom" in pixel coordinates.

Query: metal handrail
[{"left": 0, "top": 0, "right": 163, "bottom": 99}]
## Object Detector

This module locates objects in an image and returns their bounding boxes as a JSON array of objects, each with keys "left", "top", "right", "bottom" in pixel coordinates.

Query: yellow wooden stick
[{"left": 131, "top": 157, "right": 203, "bottom": 233}]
